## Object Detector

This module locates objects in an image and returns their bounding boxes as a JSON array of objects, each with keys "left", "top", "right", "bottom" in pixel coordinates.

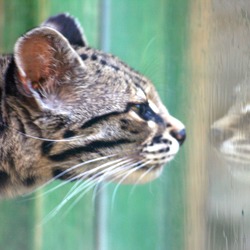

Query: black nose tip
[{"left": 170, "top": 128, "right": 186, "bottom": 146}]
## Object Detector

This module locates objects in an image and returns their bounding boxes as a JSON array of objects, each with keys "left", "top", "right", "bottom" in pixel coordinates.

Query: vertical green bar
[
  {"left": 94, "top": 1, "right": 111, "bottom": 250},
  {"left": 105, "top": 1, "right": 189, "bottom": 249},
  {"left": 163, "top": 1, "right": 189, "bottom": 249}
]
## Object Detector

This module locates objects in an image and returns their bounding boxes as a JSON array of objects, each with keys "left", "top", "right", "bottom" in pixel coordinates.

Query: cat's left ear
[{"left": 14, "top": 27, "right": 85, "bottom": 105}]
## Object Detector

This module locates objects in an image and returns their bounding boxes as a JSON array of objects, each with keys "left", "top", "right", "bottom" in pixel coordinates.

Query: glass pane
[{"left": 208, "top": 1, "right": 250, "bottom": 249}]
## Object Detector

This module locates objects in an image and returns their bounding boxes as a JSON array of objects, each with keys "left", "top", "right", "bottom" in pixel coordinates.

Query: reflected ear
[{"left": 14, "top": 27, "right": 84, "bottom": 99}]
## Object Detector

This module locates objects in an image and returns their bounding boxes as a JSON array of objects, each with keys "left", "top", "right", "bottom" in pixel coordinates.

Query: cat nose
[
  {"left": 166, "top": 115, "right": 186, "bottom": 145},
  {"left": 170, "top": 128, "right": 186, "bottom": 145}
]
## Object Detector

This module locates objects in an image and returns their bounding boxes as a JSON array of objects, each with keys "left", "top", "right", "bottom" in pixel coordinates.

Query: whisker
[
  {"left": 42, "top": 158, "right": 134, "bottom": 221},
  {"left": 58, "top": 158, "right": 132, "bottom": 202},
  {"left": 1, "top": 120, "right": 95, "bottom": 142},
  {"left": 140, "top": 36, "right": 157, "bottom": 69},
  {"left": 50, "top": 155, "right": 119, "bottom": 182},
  {"left": 91, "top": 159, "right": 140, "bottom": 201},
  {"left": 129, "top": 165, "right": 156, "bottom": 198},
  {"left": 132, "top": 165, "right": 155, "bottom": 186},
  {"left": 3, "top": 122, "right": 138, "bottom": 145},
  {"left": 23, "top": 147, "right": 138, "bottom": 202},
  {"left": 22, "top": 154, "right": 120, "bottom": 199},
  {"left": 60, "top": 157, "right": 133, "bottom": 200},
  {"left": 64, "top": 159, "right": 138, "bottom": 215},
  {"left": 111, "top": 160, "right": 152, "bottom": 206},
  {"left": 61, "top": 158, "right": 135, "bottom": 208},
  {"left": 51, "top": 146, "right": 137, "bottom": 182},
  {"left": 89, "top": 159, "right": 149, "bottom": 205},
  {"left": 42, "top": 146, "right": 137, "bottom": 188},
  {"left": 31, "top": 156, "right": 128, "bottom": 200}
]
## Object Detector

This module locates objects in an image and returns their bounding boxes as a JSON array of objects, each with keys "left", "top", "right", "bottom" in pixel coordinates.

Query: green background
[{"left": 0, "top": 0, "right": 189, "bottom": 249}]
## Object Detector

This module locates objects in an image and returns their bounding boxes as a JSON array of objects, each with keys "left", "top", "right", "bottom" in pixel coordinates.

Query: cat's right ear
[{"left": 42, "top": 13, "right": 88, "bottom": 47}]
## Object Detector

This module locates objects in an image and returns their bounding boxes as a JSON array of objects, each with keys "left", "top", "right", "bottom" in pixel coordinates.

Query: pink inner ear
[
  {"left": 15, "top": 27, "right": 84, "bottom": 100},
  {"left": 18, "top": 36, "right": 54, "bottom": 84}
]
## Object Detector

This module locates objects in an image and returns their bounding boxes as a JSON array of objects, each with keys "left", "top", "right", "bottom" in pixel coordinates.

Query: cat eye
[
  {"left": 130, "top": 103, "right": 149, "bottom": 119},
  {"left": 130, "top": 103, "right": 164, "bottom": 124},
  {"left": 133, "top": 103, "right": 148, "bottom": 117}
]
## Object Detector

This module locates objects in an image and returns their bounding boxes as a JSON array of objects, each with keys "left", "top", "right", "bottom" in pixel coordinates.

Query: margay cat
[{"left": 0, "top": 14, "right": 185, "bottom": 198}]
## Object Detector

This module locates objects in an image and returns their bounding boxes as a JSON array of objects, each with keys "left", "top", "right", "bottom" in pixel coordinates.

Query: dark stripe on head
[
  {"left": 81, "top": 104, "right": 133, "bottom": 130},
  {"left": 87, "top": 139, "right": 132, "bottom": 149},
  {"left": 49, "top": 146, "right": 95, "bottom": 162},
  {"left": 81, "top": 111, "right": 121, "bottom": 129},
  {"left": 49, "top": 139, "right": 133, "bottom": 162}
]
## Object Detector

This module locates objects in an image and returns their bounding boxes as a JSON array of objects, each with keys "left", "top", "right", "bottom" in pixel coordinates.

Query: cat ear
[
  {"left": 14, "top": 26, "right": 85, "bottom": 106},
  {"left": 42, "top": 13, "right": 88, "bottom": 47}
]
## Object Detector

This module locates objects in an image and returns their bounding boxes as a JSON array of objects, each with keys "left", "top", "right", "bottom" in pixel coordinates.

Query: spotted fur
[{"left": 0, "top": 14, "right": 185, "bottom": 198}]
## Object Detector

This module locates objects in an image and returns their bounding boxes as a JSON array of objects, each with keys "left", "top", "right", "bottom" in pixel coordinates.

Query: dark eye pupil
[
  {"left": 132, "top": 102, "right": 164, "bottom": 124},
  {"left": 135, "top": 104, "right": 147, "bottom": 116},
  {"left": 134, "top": 103, "right": 150, "bottom": 119}
]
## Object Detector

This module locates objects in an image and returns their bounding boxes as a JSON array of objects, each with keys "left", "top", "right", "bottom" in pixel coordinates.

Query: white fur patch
[{"left": 148, "top": 100, "right": 159, "bottom": 114}]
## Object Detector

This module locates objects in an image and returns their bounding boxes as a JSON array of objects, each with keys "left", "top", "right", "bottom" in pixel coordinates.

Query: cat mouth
[{"left": 104, "top": 137, "right": 181, "bottom": 184}]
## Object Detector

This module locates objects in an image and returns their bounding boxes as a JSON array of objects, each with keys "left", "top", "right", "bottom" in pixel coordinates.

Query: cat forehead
[{"left": 76, "top": 47, "right": 151, "bottom": 91}]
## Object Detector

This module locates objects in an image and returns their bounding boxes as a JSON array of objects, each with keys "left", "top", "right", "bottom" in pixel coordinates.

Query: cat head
[{"left": 6, "top": 14, "right": 185, "bottom": 191}]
